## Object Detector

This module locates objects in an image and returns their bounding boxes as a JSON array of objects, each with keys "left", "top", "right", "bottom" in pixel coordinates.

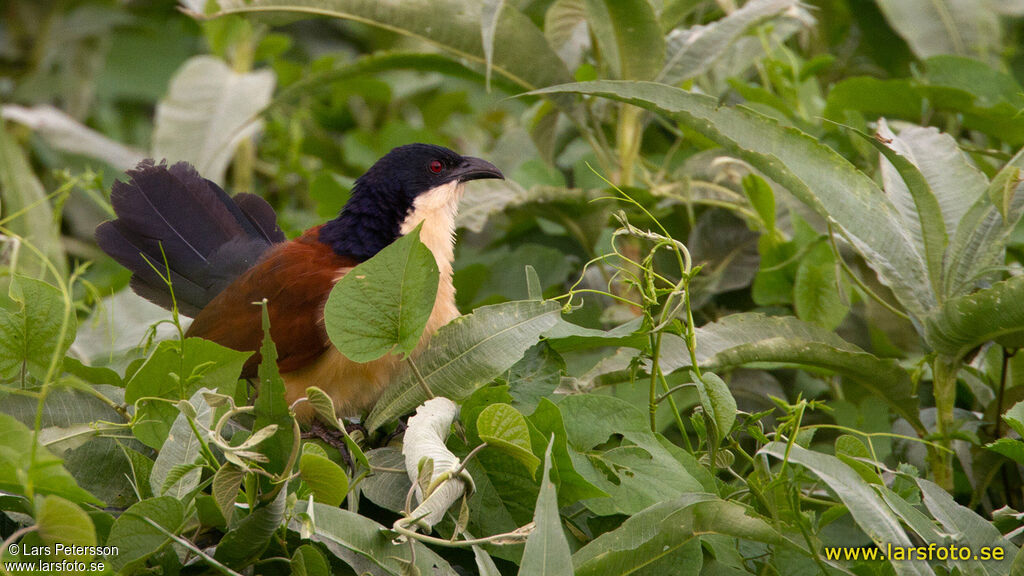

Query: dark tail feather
[{"left": 95, "top": 159, "right": 285, "bottom": 316}]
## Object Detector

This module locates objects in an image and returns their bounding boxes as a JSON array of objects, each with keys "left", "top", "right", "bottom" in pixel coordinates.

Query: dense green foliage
[{"left": 3, "top": 0, "right": 1024, "bottom": 574}]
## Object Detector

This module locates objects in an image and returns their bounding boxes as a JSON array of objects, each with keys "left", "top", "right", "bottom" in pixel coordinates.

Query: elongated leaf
[
  {"left": 150, "top": 389, "right": 213, "bottom": 498},
  {"left": 213, "top": 0, "right": 571, "bottom": 92},
  {"left": 874, "top": 0, "right": 1000, "bottom": 64},
  {"left": 213, "top": 463, "right": 244, "bottom": 524},
  {"left": 572, "top": 494, "right": 790, "bottom": 576},
  {"left": 481, "top": 0, "right": 506, "bottom": 89},
  {"left": 658, "top": 313, "right": 921, "bottom": 429},
  {"left": 366, "top": 300, "right": 560, "bottom": 431},
  {"left": 153, "top": 55, "right": 275, "bottom": 185},
  {"left": 583, "top": 0, "right": 664, "bottom": 80},
  {"left": 759, "top": 442, "right": 934, "bottom": 576},
  {"left": 793, "top": 241, "right": 848, "bottom": 330},
  {"left": 917, "top": 479, "right": 1017, "bottom": 574},
  {"left": 254, "top": 303, "right": 297, "bottom": 477},
  {"left": 0, "top": 121, "right": 65, "bottom": 277},
  {"left": 0, "top": 413, "right": 101, "bottom": 505},
  {"left": 943, "top": 149, "right": 1024, "bottom": 297},
  {"left": 518, "top": 439, "right": 572, "bottom": 576},
  {"left": 324, "top": 225, "right": 438, "bottom": 362},
  {"left": 215, "top": 489, "right": 287, "bottom": 569},
  {"left": 925, "top": 276, "right": 1024, "bottom": 361},
  {"left": 544, "top": 0, "right": 590, "bottom": 69},
  {"left": 528, "top": 81, "right": 934, "bottom": 320},
  {"left": 290, "top": 501, "right": 457, "bottom": 575},
  {"left": 2, "top": 105, "right": 145, "bottom": 170},
  {"left": 658, "top": 0, "right": 798, "bottom": 85}
]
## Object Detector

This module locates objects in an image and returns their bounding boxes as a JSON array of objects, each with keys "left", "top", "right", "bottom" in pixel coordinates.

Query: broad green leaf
[
  {"left": 518, "top": 438, "right": 572, "bottom": 576},
  {"left": 943, "top": 149, "right": 1024, "bottom": 298},
  {"left": 125, "top": 337, "right": 250, "bottom": 450},
  {"left": 213, "top": 0, "right": 571, "bottom": 92},
  {"left": 299, "top": 453, "right": 349, "bottom": 507},
  {"left": 0, "top": 276, "right": 76, "bottom": 382},
  {"left": 0, "top": 413, "right": 101, "bottom": 505},
  {"left": 793, "top": 241, "right": 848, "bottom": 330},
  {"left": 874, "top": 0, "right": 1000, "bottom": 64},
  {"left": 986, "top": 438, "right": 1024, "bottom": 465},
  {"left": 1004, "top": 400, "right": 1024, "bottom": 437},
  {"left": 917, "top": 479, "right": 1017, "bottom": 574},
  {"left": 555, "top": 395, "right": 704, "bottom": 515},
  {"left": 583, "top": 0, "right": 664, "bottom": 81},
  {"left": 35, "top": 495, "right": 96, "bottom": 560},
  {"left": 366, "top": 300, "right": 561, "bottom": 431},
  {"left": 212, "top": 463, "right": 244, "bottom": 524},
  {"left": 357, "top": 447, "right": 411, "bottom": 513},
  {"left": 106, "top": 496, "right": 185, "bottom": 572},
  {"left": 544, "top": 0, "right": 589, "bottom": 70},
  {"left": 924, "top": 276, "right": 1024, "bottom": 361},
  {"left": 658, "top": 313, "right": 921, "bottom": 430},
  {"left": 150, "top": 389, "right": 214, "bottom": 498},
  {"left": 214, "top": 489, "right": 286, "bottom": 569},
  {"left": 760, "top": 442, "right": 932, "bottom": 576},
  {"left": 290, "top": 500, "right": 457, "bottom": 575},
  {"left": 153, "top": 55, "right": 275, "bottom": 185},
  {"left": 527, "top": 80, "right": 935, "bottom": 320},
  {"left": 573, "top": 494, "right": 789, "bottom": 576},
  {"left": 325, "top": 225, "right": 439, "bottom": 362},
  {"left": 528, "top": 399, "right": 609, "bottom": 507},
  {"left": 0, "top": 122, "right": 65, "bottom": 277},
  {"left": 657, "top": 0, "right": 799, "bottom": 85},
  {"left": 502, "top": 341, "right": 565, "bottom": 412},
  {"left": 253, "top": 303, "right": 297, "bottom": 477},
  {"left": 693, "top": 371, "right": 736, "bottom": 442},
  {"left": 477, "top": 403, "right": 540, "bottom": 475}
]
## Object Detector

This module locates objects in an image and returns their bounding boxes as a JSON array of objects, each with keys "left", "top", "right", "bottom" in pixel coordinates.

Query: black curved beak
[{"left": 454, "top": 156, "right": 504, "bottom": 182}]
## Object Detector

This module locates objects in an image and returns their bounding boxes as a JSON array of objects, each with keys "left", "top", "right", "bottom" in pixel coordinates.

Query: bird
[{"left": 95, "top": 143, "right": 503, "bottom": 420}]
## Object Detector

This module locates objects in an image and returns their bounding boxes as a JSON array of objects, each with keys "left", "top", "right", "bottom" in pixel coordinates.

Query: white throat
[{"left": 398, "top": 180, "right": 464, "bottom": 277}]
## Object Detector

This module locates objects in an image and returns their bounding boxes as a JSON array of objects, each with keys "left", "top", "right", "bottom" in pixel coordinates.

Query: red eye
[{"left": 429, "top": 160, "right": 443, "bottom": 174}]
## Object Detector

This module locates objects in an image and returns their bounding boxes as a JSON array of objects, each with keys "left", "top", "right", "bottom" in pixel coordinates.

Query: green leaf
[
  {"left": 573, "top": 494, "right": 789, "bottom": 576},
  {"left": 916, "top": 478, "right": 1018, "bottom": 573},
  {"left": 0, "top": 122, "right": 65, "bottom": 277},
  {"left": 659, "top": 313, "right": 922, "bottom": 430},
  {"left": 106, "top": 496, "right": 185, "bottom": 572},
  {"left": 527, "top": 80, "right": 935, "bottom": 321},
  {"left": 150, "top": 389, "right": 213, "bottom": 498},
  {"left": 943, "top": 149, "right": 1024, "bottom": 297},
  {"left": 214, "top": 489, "right": 287, "bottom": 569},
  {"left": 793, "top": 241, "right": 848, "bottom": 330},
  {"left": 477, "top": 404, "right": 541, "bottom": 475},
  {"left": 366, "top": 300, "right": 561, "bottom": 431},
  {"left": 299, "top": 453, "right": 349, "bottom": 507},
  {"left": 1003, "top": 400, "right": 1024, "bottom": 437},
  {"left": 305, "top": 386, "right": 370, "bottom": 470},
  {"left": 874, "top": 0, "right": 1000, "bottom": 64},
  {"left": 0, "top": 276, "right": 76, "bottom": 382},
  {"left": 290, "top": 500, "right": 458, "bottom": 575},
  {"left": 742, "top": 173, "right": 775, "bottom": 231},
  {"left": 480, "top": 0, "right": 507, "bottom": 89},
  {"left": 693, "top": 371, "right": 736, "bottom": 442},
  {"left": 986, "top": 438, "right": 1024, "bottom": 465},
  {"left": 125, "top": 337, "right": 250, "bottom": 450},
  {"left": 554, "top": 395, "right": 704, "bottom": 515},
  {"left": 212, "top": 463, "right": 244, "bottom": 524},
  {"left": 760, "top": 442, "right": 931, "bottom": 576},
  {"left": 658, "top": 0, "right": 799, "bottom": 85},
  {"left": 518, "top": 438, "right": 573, "bottom": 576},
  {"left": 325, "top": 224, "right": 439, "bottom": 362},
  {"left": 35, "top": 495, "right": 96, "bottom": 560},
  {"left": 213, "top": 0, "right": 571, "bottom": 92},
  {"left": 253, "top": 302, "right": 297, "bottom": 477},
  {"left": 0, "top": 413, "right": 101, "bottom": 505},
  {"left": 583, "top": 0, "right": 664, "bottom": 81},
  {"left": 153, "top": 55, "right": 275, "bottom": 185},
  {"left": 502, "top": 341, "right": 565, "bottom": 413},
  {"left": 291, "top": 544, "right": 330, "bottom": 576},
  {"left": 924, "top": 276, "right": 1024, "bottom": 361}
]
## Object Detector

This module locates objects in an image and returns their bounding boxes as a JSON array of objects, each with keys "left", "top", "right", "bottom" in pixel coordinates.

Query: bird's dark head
[{"left": 320, "top": 143, "right": 503, "bottom": 260}]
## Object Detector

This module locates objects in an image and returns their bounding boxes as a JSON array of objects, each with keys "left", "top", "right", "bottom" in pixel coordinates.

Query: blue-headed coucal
[{"left": 96, "top": 144, "right": 503, "bottom": 419}]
